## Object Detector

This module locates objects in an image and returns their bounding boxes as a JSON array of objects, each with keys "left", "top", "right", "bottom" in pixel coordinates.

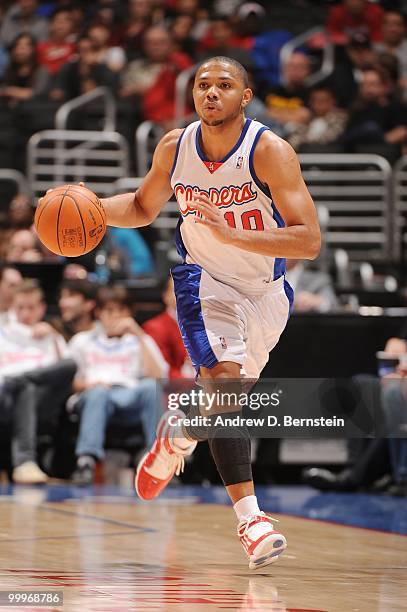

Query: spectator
[
  {"left": 69, "top": 285, "right": 168, "bottom": 484},
  {"left": 286, "top": 259, "right": 338, "bottom": 312},
  {"left": 0, "top": 0, "right": 48, "bottom": 48},
  {"left": 376, "top": 51, "right": 402, "bottom": 100},
  {"left": 120, "top": 25, "right": 192, "bottom": 126},
  {"left": 231, "top": 2, "right": 294, "bottom": 90},
  {"left": 375, "top": 11, "right": 407, "bottom": 90},
  {"left": 37, "top": 8, "right": 76, "bottom": 76},
  {"left": 67, "top": 3, "right": 87, "bottom": 40},
  {"left": 108, "top": 227, "right": 155, "bottom": 277},
  {"left": 8, "top": 193, "right": 34, "bottom": 229},
  {"left": 50, "top": 35, "right": 118, "bottom": 102},
  {"left": 198, "top": 15, "right": 253, "bottom": 70},
  {"left": 244, "top": 71, "right": 285, "bottom": 135},
  {"left": 382, "top": 376, "right": 407, "bottom": 496},
  {"left": 170, "top": 14, "right": 198, "bottom": 59},
  {"left": 233, "top": 2, "right": 266, "bottom": 45},
  {"left": 0, "top": 264, "right": 23, "bottom": 325},
  {"left": 264, "top": 52, "right": 312, "bottom": 128},
  {"left": 52, "top": 278, "right": 97, "bottom": 341},
  {"left": 143, "top": 276, "right": 194, "bottom": 379},
  {"left": 327, "top": 0, "right": 384, "bottom": 46},
  {"left": 303, "top": 334, "right": 407, "bottom": 495},
  {"left": 288, "top": 86, "right": 348, "bottom": 151},
  {"left": 343, "top": 66, "right": 407, "bottom": 154},
  {"left": 118, "top": 0, "right": 153, "bottom": 58},
  {"left": 0, "top": 34, "right": 50, "bottom": 107},
  {"left": 0, "top": 280, "right": 72, "bottom": 484},
  {"left": 325, "top": 32, "right": 378, "bottom": 108},
  {"left": 171, "top": 0, "right": 209, "bottom": 42},
  {"left": 87, "top": 23, "right": 126, "bottom": 73},
  {"left": 6, "top": 228, "right": 43, "bottom": 263}
]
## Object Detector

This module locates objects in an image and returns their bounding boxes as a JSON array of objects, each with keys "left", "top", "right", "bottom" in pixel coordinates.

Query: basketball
[{"left": 34, "top": 184, "right": 107, "bottom": 257}]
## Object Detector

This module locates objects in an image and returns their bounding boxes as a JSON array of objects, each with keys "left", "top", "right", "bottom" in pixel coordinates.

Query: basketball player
[{"left": 100, "top": 56, "right": 321, "bottom": 569}]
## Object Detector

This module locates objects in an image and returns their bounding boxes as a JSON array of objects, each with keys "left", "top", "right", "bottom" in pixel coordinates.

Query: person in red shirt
[
  {"left": 327, "top": 0, "right": 384, "bottom": 45},
  {"left": 143, "top": 276, "right": 193, "bottom": 379},
  {"left": 37, "top": 8, "right": 76, "bottom": 75},
  {"left": 119, "top": 25, "right": 192, "bottom": 127}
]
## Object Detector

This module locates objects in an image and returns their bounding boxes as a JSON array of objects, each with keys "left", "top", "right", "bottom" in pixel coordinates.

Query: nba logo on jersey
[
  {"left": 220, "top": 336, "right": 227, "bottom": 349},
  {"left": 236, "top": 156, "right": 243, "bottom": 169}
]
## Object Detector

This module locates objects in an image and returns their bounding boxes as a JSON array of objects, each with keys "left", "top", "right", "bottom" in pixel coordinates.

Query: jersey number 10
[{"left": 224, "top": 209, "right": 264, "bottom": 231}]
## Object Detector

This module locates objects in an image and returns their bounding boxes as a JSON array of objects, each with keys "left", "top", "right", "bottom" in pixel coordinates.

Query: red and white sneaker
[
  {"left": 238, "top": 513, "right": 287, "bottom": 570},
  {"left": 135, "top": 410, "right": 197, "bottom": 500}
]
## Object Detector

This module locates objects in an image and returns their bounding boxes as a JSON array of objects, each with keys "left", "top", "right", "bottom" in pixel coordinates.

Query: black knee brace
[
  {"left": 184, "top": 405, "right": 252, "bottom": 486},
  {"left": 208, "top": 411, "right": 252, "bottom": 486}
]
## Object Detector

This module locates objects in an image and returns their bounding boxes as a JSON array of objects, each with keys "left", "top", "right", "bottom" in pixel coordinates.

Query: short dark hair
[
  {"left": 97, "top": 285, "right": 131, "bottom": 310},
  {"left": 196, "top": 56, "right": 249, "bottom": 88},
  {"left": 60, "top": 279, "right": 97, "bottom": 302},
  {"left": 50, "top": 7, "right": 72, "bottom": 21},
  {"left": 310, "top": 85, "right": 336, "bottom": 99},
  {"left": 14, "top": 278, "right": 44, "bottom": 302}
]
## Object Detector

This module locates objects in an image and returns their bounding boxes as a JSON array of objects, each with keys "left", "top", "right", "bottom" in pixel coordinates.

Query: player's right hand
[{"left": 39, "top": 182, "right": 86, "bottom": 203}]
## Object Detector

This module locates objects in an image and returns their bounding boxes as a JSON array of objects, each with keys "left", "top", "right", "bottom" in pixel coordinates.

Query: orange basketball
[{"left": 35, "top": 184, "right": 107, "bottom": 257}]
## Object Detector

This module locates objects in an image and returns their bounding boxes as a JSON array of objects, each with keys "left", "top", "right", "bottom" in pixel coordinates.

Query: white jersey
[
  {"left": 170, "top": 118, "right": 286, "bottom": 294},
  {"left": 68, "top": 328, "right": 168, "bottom": 388},
  {"left": 0, "top": 321, "right": 67, "bottom": 382}
]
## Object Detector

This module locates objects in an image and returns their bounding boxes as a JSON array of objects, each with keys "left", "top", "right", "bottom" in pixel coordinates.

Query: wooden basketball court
[{"left": 0, "top": 486, "right": 406, "bottom": 611}]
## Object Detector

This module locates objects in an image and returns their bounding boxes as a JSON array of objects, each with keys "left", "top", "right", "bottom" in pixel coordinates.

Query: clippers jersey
[{"left": 170, "top": 118, "right": 286, "bottom": 294}]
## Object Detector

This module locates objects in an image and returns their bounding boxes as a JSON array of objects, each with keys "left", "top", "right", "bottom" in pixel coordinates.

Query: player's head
[
  {"left": 193, "top": 56, "right": 252, "bottom": 127},
  {"left": 13, "top": 279, "right": 46, "bottom": 326},
  {"left": 0, "top": 264, "right": 23, "bottom": 311},
  {"left": 96, "top": 285, "right": 132, "bottom": 335},
  {"left": 59, "top": 279, "right": 97, "bottom": 325}
]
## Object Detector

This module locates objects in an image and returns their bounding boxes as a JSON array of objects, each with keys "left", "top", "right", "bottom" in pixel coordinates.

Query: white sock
[
  {"left": 233, "top": 495, "right": 261, "bottom": 522},
  {"left": 171, "top": 421, "right": 195, "bottom": 450}
]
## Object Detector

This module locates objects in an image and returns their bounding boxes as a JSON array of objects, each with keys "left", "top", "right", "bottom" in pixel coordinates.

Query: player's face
[
  {"left": 193, "top": 63, "right": 252, "bottom": 127},
  {"left": 14, "top": 291, "right": 45, "bottom": 327}
]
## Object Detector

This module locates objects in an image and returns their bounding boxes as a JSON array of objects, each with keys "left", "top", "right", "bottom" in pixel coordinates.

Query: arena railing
[
  {"left": 0, "top": 169, "right": 31, "bottom": 199},
  {"left": 135, "top": 121, "right": 165, "bottom": 178},
  {"left": 299, "top": 154, "right": 392, "bottom": 262},
  {"left": 54, "top": 86, "right": 116, "bottom": 132},
  {"left": 27, "top": 130, "right": 129, "bottom": 198},
  {"left": 280, "top": 26, "right": 334, "bottom": 87},
  {"left": 393, "top": 156, "right": 407, "bottom": 262}
]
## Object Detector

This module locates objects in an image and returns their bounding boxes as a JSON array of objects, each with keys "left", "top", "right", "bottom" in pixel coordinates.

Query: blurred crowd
[
  {"left": 0, "top": 265, "right": 195, "bottom": 484},
  {"left": 0, "top": 0, "right": 405, "bottom": 172}
]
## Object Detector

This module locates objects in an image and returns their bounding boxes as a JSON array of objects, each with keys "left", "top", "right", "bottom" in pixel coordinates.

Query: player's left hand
[{"left": 192, "top": 194, "right": 233, "bottom": 244}]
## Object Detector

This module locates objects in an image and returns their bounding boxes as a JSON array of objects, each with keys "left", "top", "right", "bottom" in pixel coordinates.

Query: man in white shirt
[
  {"left": 0, "top": 279, "right": 73, "bottom": 484},
  {"left": 0, "top": 264, "right": 23, "bottom": 325},
  {"left": 69, "top": 285, "right": 168, "bottom": 485}
]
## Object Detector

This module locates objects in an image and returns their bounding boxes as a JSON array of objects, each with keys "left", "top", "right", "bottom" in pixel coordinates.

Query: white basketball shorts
[{"left": 171, "top": 263, "right": 294, "bottom": 380}]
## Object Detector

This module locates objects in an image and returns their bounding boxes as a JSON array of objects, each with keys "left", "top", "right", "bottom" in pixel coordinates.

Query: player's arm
[
  {"left": 194, "top": 133, "right": 321, "bottom": 260},
  {"left": 100, "top": 129, "right": 182, "bottom": 228}
]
